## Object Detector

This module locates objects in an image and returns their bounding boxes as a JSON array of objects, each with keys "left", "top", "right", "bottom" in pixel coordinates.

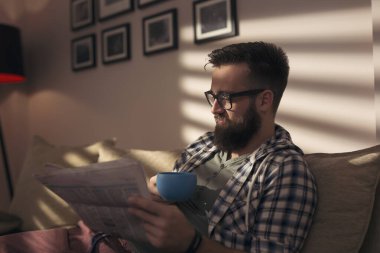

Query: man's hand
[
  {"left": 148, "top": 175, "right": 166, "bottom": 202},
  {"left": 147, "top": 175, "right": 160, "bottom": 196},
  {"left": 127, "top": 195, "right": 195, "bottom": 252}
]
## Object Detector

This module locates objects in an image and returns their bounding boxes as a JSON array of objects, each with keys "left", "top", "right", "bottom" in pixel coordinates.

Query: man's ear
[{"left": 256, "top": 90, "right": 274, "bottom": 112}]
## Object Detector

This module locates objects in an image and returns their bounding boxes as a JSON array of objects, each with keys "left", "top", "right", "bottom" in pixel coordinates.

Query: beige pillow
[
  {"left": 9, "top": 136, "right": 116, "bottom": 231},
  {"left": 98, "top": 146, "right": 180, "bottom": 179},
  {"left": 98, "top": 145, "right": 127, "bottom": 162},
  {"left": 126, "top": 149, "right": 180, "bottom": 178},
  {"left": 301, "top": 145, "right": 380, "bottom": 253}
]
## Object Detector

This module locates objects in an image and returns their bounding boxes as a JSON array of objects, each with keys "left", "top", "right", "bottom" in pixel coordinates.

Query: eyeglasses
[{"left": 204, "top": 89, "right": 266, "bottom": 110}]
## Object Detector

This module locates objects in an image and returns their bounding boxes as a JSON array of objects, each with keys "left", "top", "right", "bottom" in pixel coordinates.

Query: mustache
[{"left": 214, "top": 113, "right": 226, "bottom": 121}]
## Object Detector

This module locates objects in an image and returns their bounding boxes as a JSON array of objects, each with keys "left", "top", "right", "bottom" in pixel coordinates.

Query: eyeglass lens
[{"left": 206, "top": 93, "right": 231, "bottom": 110}]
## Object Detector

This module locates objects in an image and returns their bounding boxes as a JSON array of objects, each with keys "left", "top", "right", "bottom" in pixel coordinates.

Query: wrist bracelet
[
  {"left": 90, "top": 232, "right": 110, "bottom": 253},
  {"left": 185, "top": 229, "right": 203, "bottom": 253}
]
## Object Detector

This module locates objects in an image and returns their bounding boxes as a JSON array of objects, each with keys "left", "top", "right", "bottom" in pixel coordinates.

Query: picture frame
[
  {"left": 193, "top": 0, "right": 238, "bottom": 44},
  {"left": 71, "top": 0, "right": 95, "bottom": 31},
  {"left": 71, "top": 34, "right": 96, "bottom": 71},
  {"left": 143, "top": 9, "right": 178, "bottom": 56},
  {"left": 102, "top": 23, "right": 131, "bottom": 64},
  {"left": 137, "top": 0, "right": 167, "bottom": 9},
  {"left": 98, "top": 0, "right": 134, "bottom": 21}
]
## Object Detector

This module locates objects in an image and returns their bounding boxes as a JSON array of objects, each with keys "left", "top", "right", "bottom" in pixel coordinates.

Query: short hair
[{"left": 206, "top": 41, "right": 289, "bottom": 113}]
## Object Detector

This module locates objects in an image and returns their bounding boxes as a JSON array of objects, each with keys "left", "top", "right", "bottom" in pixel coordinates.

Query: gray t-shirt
[{"left": 178, "top": 151, "right": 249, "bottom": 235}]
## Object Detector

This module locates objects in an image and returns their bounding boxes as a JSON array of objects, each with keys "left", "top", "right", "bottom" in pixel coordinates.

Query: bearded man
[{"left": 127, "top": 42, "right": 318, "bottom": 253}]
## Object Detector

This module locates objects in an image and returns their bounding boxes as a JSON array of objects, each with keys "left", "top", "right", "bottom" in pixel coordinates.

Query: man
[
  {"left": 127, "top": 41, "right": 317, "bottom": 253},
  {"left": 0, "top": 41, "right": 316, "bottom": 253}
]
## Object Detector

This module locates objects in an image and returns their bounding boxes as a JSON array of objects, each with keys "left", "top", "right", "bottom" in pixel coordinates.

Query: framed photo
[
  {"left": 71, "top": 34, "right": 96, "bottom": 71},
  {"left": 102, "top": 24, "right": 131, "bottom": 64},
  {"left": 193, "top": 0, "right": 238, "bottom": 44},
  {"left": 137, "top": 0, "right": 167, "bottom": 9},
  {"left": 143, "top": 9, "right": 178, "bottom": 56},
  {"left": 71, "top": 0, "right": 95, "bottom": 30},
  {"left": 98, "top": 0, "right": 134, "bottom": 21}
]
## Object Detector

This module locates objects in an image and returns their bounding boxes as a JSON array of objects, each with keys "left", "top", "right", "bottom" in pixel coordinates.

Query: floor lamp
[{"left": 0, "top": 24, "right": 26, "bottom": 198}]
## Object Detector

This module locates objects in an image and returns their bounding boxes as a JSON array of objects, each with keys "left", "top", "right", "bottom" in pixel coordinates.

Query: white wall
[{"left": 0, "top": 0, "right": 379, "bottom": 209}]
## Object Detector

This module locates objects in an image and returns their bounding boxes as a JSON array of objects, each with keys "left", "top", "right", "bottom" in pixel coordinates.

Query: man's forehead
[{"left": 210, "top": 63, "right": 252, "bottom": 91}]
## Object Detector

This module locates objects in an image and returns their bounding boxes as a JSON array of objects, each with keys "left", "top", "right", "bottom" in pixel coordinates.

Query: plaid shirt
[{"left": 173, "top": 125, "right": 317, "bottom": 253}]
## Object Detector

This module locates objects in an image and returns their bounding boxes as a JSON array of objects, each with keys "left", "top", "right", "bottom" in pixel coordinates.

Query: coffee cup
[{"left": 156, "top": 172, "right": 197, "bottom": 202}]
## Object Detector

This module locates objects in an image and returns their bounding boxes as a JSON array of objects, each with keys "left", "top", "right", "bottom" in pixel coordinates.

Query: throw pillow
[
  {"left": 98, "top": 146, "right": 180, "bottom": 179},
  {"left": 98, "top": 145, "right": 127, "bottom": 162},
  {"left": 126, "top": 149, "right": 180, "bottom": 178},
  {"left": 9, "top": 136, "right": 116, "bottom": 231},
  {"left": 301, "top": 145, "right": 380, "bottom": 253}
]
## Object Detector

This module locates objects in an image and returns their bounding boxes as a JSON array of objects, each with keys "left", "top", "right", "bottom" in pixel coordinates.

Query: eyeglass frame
[{"left": 204, "top": 89, "right": 266, "bottom": 110}]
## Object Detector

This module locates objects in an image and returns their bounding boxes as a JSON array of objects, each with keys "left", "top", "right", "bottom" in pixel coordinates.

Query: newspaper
[{"left": 35, "top": 157, "right": 150, "bottom": 242}]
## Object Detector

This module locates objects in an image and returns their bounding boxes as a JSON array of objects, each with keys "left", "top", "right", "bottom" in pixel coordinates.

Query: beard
[{"left": 213, "top": 106, "right": 261, "bottom": 152}]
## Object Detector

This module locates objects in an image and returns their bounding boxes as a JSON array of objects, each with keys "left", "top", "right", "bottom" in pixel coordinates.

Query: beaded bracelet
[{"left": 185, "top": 229, "right": 203, "bottom": 253}]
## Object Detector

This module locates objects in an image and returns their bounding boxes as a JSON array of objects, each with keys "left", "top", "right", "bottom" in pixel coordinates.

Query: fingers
[
  {"left": 148, "top": 175, "right": 160, "bottom": 196},
  {"left": 127, "top": 196, "right": 195, "bottom": 251},
  {"left": 127, "top": 197, "right": 171, "bottom": 245},
  {"left": 127, "top": 203, "right": 167, "bottom": 248},
  {"left": 142, "top": 222, "right": 170, "bottom": 249},
  {"left": 128, "top": 203, "right": 160, "bottom": 226},
  {"left": 149, "top": 175, "right": 157, "bottom": 185},
  {"left": 149, "top": 193, "right": 168, "bottom": 203},
  {"left": 128, "top": 195, "right": 168, "bottom": 217}
]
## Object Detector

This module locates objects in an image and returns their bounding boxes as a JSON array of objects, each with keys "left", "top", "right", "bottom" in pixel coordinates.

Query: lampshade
[{"left": 0, "top": 24, "right": 25, "bottom": 83}]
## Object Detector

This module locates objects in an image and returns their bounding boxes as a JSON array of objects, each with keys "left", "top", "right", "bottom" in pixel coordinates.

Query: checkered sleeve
[{"left": 213, "top": 153, "right": 317, "bottom": 253}]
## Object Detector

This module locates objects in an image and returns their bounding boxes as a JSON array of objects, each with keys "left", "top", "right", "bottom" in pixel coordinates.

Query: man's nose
[{"left": 211, "top": 99, "right": 225, "bottom": 114}]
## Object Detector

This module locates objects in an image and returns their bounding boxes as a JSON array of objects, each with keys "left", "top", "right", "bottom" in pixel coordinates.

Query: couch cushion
[
  {"left": 9, "top": 136, "right": 116, "bottom": 231},
  {"left": 99, "top": 145, "right": 380, "bottom": 253},
  {"left": 301, "top": 145, "right": 380, "bottom": 253},
  {"left": 359, "top": 181, "right": 380, "bottom": 253}
]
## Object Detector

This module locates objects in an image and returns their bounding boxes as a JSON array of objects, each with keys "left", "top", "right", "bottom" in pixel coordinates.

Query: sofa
[{"left": 1, "top": 136, "right": 379, "bottom": 253}]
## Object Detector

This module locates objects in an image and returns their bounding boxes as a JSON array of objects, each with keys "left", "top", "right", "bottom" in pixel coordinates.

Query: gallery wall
[{"left": 0, "top": 0, "right": 379, "bottom": 209}]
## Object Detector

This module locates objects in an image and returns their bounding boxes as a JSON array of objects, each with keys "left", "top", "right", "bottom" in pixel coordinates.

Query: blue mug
[{"left": 156, "top": 172, "right": 197, "bottom": 202}]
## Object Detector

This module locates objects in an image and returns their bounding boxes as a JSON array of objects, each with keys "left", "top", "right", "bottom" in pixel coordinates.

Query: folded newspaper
[{"left": 35, "top": 157, "right": 150, "bottom": 242}]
